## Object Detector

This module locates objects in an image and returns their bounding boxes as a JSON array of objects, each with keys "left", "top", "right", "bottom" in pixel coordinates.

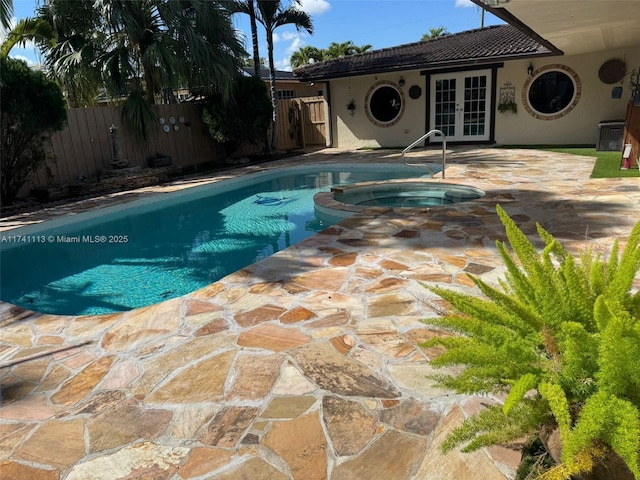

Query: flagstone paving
[{"left": 1, "top": 148, "right": 639, "bottom": 479}]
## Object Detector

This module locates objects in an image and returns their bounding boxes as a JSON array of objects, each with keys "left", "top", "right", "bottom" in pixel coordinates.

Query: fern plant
[{"left": 422, "top": 205, "right": 640, "bottom": 479}]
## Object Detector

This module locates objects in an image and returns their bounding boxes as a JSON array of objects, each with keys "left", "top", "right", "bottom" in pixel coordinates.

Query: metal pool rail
[{"left": 401, "top": 129, "right": 447, "bottom": 179}]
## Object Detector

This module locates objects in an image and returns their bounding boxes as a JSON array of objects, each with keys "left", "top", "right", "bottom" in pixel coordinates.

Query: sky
[{"left": 4, "top": 0, "right": 504, "bottom": 71}]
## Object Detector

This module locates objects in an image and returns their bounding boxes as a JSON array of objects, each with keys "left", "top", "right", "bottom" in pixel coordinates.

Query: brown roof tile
[{"left": 294, "top": 24, "right": 554, "bottom": 81}]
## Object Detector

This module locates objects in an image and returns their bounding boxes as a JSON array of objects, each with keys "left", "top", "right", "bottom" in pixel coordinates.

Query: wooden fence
[
  {"left": 275, "top": 96, "right": 327, "bottom": 151},
  {"left": 300, "top": 96, "right": 327, "bottom": 147},
  {"left": 30, "top": 103, "right": 220, "bottom": 188},
  {"left": 26, "top": 96, "right": 327, "bottom": 191}
]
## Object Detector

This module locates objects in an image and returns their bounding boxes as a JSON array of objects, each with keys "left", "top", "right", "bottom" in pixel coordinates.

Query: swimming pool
[{"left": 0, "top": 163, "right": 434, "bottom": 315}]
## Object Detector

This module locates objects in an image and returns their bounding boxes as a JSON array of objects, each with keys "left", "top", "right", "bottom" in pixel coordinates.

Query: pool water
[
  {"left": 0, "top": 164, "right": 433, "bottom": 315},
  {"left": 335, "top": 183, "right": 485, "bottom": 208}
]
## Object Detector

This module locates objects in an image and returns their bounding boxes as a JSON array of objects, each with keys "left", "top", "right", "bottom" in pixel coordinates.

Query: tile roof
[
  {"left": 242, "top": 66, "right": 297, "bottom": 81},
  {"left": 294, "top": 24, "right": 555, "bottom": 81}
]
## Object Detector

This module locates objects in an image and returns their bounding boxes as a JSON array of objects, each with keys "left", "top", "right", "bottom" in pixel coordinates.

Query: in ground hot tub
[{"left": 314, "top": 181, "right": 485, "bottom": 222}]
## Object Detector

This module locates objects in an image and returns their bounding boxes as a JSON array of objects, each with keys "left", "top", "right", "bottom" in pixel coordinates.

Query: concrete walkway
[{"left": 1, "top": 148, "right": 638, "bottom": 480}]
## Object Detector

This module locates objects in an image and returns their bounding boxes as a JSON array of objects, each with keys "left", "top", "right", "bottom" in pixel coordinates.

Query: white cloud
[
  {"left": 296, "top": 0, "right": 331, "bottom": 16},
  {"left": 273, "top": 36, "right": 306, "bottom": 71},
  {"left": 455, "top": 0, "right": 475, "bottom": 8},
  {"left": 275, "top": 58, "right": 293, "bottom": 71},
  {"left": 274, "top": 31, "right": 300, "bottom": 43},
  {"left": 273, "top": 30, "right": 306, "bottom": 55},
  {"left": 286, "top": 36, "right": 304, "bottom": 55},
  {"left": 12, "top": 55, "right": 36, "bottom": 66}
]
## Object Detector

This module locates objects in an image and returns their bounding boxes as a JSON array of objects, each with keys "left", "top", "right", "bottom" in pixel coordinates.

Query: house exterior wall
[
  {"left": 327, "top": 45, "right": 640, "bottom": 149},
  {"left": 494, "top": 46, "right": 640, "bottom": 145},
  {"left": 329, "top": 71, "right": 427, "bottom": 149}
]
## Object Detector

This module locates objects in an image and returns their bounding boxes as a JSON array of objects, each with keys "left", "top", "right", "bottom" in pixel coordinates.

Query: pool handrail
[{"left": 401, "top": 129, "right": 447, "bottom": 179}]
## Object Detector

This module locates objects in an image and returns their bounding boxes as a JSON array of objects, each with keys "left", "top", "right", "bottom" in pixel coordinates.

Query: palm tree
[
  {"left": 247, "top": 1, "right": 261, "bottom": 78},
  {"left": 255, "top": 0, "right": 313, "bottom": 152},
  {"left": 290, "top": 45, "right": 323, "bottom": 68},
  {"left": 27, "top": 0, "right": 245, "bottom": 140},
  {"left": 290, "top": 41, "right": 371, "bottom": 67},
  {"left": 421, "top": 26, "right": 450, "bottom": 41},
  {"left": 231, "top": 1, "right": 262, "bottom": 78},
  {"left": 2, "top": 0, "right": 103, "bottom": 107},
  {"left": 351, "top": 43, "right": 373, "bottom": 54},
  {"left": 325, "top": 41, "right": 371, "bottom": 59},
  {"left": 243, "top": 56, "right": 266, "bottom": 68}
]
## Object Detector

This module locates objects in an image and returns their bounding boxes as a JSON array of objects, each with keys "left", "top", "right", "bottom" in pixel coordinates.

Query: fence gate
[
  {"left": 276, "top": 96, "right": 327, "bottom": 150},
  {"left": 298, "top": 96, "right": 327, "bottom": 147}
]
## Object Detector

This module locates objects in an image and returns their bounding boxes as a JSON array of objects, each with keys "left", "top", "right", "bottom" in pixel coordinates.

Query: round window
[
  {"left": 365, "top": 81, "right": 405, "bottom": 127},
  {"left": 523, "top": 65, "right": 581, "bottom": 120}
]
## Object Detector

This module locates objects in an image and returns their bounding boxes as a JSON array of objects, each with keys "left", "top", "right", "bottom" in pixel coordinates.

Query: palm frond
[
  {"left": 1, "top": 17, "right": 56, "bottom": 58},
  {"left": 274, "top": 6, "right": 313, "bottom": 34},
  {"left": 120, "top": 90, "right": 155, "bottom": 141},
  {"left": 0, "top": 0, "right": 12, "bottom": 30}
]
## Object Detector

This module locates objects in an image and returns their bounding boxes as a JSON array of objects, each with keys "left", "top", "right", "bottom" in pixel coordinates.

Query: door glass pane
[
  {"left": 462, "top": 74, "right": 487, "bottom": 137},
  {"left": 434, "top": 76, "right": 456, "bottom": 137}
]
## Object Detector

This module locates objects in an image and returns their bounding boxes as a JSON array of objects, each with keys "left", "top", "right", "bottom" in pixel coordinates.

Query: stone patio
[{"left": 1, "top": 148, "right": 638, "bottom": 479}]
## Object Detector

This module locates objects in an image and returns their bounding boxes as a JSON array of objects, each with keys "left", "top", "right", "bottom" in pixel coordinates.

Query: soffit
[{"left": 481, "top": 0, "right": 640, "bottom": 55}]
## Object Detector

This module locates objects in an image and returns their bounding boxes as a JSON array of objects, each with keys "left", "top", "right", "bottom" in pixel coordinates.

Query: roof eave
[{"left": 294, "top": 50, "right": 556, "bottom": 82}]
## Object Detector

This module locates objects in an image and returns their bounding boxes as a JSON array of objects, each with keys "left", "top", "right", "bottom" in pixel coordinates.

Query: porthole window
[
  {"left": 523, "top": 64, "right": 581, "bottom": 120},
  {"left": 365, "top": 81, "right": 405, "bottom": 127},
  {"left": 529, "top": 72, "right": 574, "bottom": 113}
]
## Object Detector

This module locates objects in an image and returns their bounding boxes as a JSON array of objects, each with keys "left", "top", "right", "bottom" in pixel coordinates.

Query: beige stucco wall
[
  {"left": 327, "top": 44, "right": 640, "bottom": 148},
  {"left": 494, "top": 46, "right": 640, "bottom": 145},
  {"left": 328, "top": 71, "right": 427, "bottom": 149}
]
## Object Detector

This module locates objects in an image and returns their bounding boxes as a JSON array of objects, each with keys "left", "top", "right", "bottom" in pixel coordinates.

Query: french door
[{"left": 429, "top": 70, "right": 492, "bottom": 142}]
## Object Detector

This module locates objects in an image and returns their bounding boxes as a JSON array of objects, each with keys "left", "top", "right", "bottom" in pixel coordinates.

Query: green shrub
[
  {"left": 203, "top": 75, "right": 272, "bottom": 157},
  {"left": 423, "top": 205, "right": 640, "bottom": 479},
  {"left": 1, "top": 56, "right": 67, "bottom": 205}
]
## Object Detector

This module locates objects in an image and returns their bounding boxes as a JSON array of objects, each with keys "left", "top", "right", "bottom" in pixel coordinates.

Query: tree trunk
[
  {"left": 248, "top": 0, "right": 260, "bottom": 78},
  {"left": 142, "top": 70, "right": 156, "bottom": 105},
  {"left": 267, "top": 31, "right": 278, "bottom": 153}
]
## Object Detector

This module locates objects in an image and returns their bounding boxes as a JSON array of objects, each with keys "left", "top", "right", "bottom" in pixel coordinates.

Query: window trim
[{"left": 522, "top": 64, "right": 581, "bottom": 120}]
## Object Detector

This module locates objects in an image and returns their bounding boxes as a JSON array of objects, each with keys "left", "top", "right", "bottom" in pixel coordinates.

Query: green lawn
[
  {"left": 588, "top": 150, "right": 640, "bottom": 178},
  {"left": 503, "top": 146, "right": 639, "bottom": 178}
]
